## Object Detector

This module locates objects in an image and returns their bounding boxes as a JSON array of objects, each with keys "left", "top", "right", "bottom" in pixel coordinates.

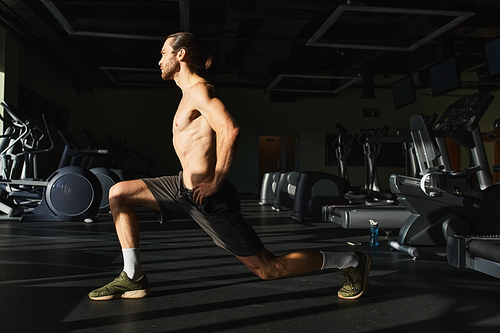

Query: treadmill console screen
[{"left": 434, "top": 92, "right": 494, "bottom": 131}]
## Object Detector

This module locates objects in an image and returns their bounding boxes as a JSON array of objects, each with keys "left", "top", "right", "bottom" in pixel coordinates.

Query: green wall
[{"left": 4, "top": 32, "right": 500, "bottom": 194}]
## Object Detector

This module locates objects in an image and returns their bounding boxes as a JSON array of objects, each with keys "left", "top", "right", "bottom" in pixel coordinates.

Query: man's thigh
[
  {"left": 141, "top": 175, "right": 189, "bottom": 223},
  {"left": 112, "top": 179, "right": 160, "bottom": 211}
]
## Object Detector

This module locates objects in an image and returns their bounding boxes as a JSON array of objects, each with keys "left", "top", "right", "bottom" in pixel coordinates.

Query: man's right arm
[{"left": 189, "top": 83, "right": 240, "bottom": 204}]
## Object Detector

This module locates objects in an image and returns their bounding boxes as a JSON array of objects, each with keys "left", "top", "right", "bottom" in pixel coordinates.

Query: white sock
[
  {"left": 122, "top": 248, "right": 143, "bottom": 280},
  {"left": 320, "top": 251, "right": 358, "bottom": 270}
]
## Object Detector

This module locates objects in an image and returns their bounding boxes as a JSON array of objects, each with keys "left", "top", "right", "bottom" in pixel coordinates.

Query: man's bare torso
[{"left": 172, "top": 83, "right": 217, "bottom": 189}]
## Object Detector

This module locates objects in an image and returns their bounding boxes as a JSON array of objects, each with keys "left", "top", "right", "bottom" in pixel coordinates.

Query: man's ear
[{"left": 178, "top": 48, "right": 186, "bottom": 60}]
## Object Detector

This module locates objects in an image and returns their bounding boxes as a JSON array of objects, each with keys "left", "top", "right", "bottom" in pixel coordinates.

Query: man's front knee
[
  {"left": 109, "top": 183, "right": 124, "bottom": 200},
  {"left": 108, "top": 182, "right": 133, "bottom": 207}
]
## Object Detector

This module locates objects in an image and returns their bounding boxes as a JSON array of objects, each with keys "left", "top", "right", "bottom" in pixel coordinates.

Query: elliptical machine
[
  {"left": 335, "top": 123, "right": 355, "bottom": 182},
  {"left": 290, "top": 123, "right": 352, "bottom": 221},
  {"left": 58, "top": 129, "right": 121, "bottom": 213},
  {"left": 0, "top": 101, "right": 102, "bottom": 222}
]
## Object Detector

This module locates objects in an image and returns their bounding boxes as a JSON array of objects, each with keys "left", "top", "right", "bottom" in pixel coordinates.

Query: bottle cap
[{"left": 369, "top": 219, "right": 378, "bottom": 226}]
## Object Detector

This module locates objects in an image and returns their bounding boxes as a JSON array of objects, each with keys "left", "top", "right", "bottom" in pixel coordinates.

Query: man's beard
[{"left": 161, "top": 58, "right": 180, "bottom": 81}]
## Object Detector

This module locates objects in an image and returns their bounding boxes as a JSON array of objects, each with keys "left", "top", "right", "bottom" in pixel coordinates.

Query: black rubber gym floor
[{"left": 1, "top": 200, "right": 499, "bottom": 333}]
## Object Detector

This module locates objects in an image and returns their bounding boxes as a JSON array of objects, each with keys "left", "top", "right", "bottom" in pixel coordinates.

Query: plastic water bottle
[{"left": 369, "top": 219, "right": 379, "bottom": 247}]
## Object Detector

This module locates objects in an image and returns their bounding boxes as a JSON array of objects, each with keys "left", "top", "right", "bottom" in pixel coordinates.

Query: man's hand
[{"left": 192, "top": 182, "right": 219, "bottom": 205}]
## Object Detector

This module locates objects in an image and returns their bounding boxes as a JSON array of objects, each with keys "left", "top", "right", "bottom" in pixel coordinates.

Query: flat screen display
[
  {"left": 429, "top": 57, "right": 461, "bottom": 97},
  {"left": 485, "top": 37, "right": 500, "bottom": 77},
  {"left": 392, "top": 75, "right": 416, "bottom": 109}
]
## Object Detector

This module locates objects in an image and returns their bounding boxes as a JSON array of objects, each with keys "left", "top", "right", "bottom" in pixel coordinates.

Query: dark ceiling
[{"left": 1, "top": 0, "right": 500, "bottom": 95}]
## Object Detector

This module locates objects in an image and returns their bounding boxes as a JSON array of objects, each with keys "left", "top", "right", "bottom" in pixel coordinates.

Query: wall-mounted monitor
[
  {"left": 485, "top": 37, "right": 500, "bottom": 77},
  {"left": 392, "top": 75, "right": 417, "bottom": 109},
  {"left": 429, "top": 57, "right": 461, "bottom": 97}
]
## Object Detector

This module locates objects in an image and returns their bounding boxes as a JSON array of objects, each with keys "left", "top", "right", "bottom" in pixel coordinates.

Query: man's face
[{"left": 159, "top": 39, "right": 180, "bottom": 81}]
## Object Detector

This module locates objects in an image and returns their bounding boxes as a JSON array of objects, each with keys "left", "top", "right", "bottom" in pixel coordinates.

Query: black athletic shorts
[{"left": 141, "top": 172, "right": 264, "bottom": 257}]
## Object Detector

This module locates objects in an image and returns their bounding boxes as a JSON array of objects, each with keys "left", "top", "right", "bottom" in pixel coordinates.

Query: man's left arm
[{"left": 190, "top": 84, "right": 240, "bottom": 204}]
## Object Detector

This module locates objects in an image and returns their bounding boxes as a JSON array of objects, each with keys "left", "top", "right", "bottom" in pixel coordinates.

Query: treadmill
[
  {"left": 447, "top": 234, "right": 500, "bottom": 279},
  {"left": 447, "top": 114, "right": 500, "bottom": 279},
  {"left": 390, "top": 92, "right": 500, "bottom": 257},
  {"left": 322, "top": 130, "right": 415, "bottom": 230}
]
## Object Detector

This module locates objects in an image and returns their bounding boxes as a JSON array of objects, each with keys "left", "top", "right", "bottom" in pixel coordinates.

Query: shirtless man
[{"left": 88, "top": 32, "right": 371, "bottom": 301}]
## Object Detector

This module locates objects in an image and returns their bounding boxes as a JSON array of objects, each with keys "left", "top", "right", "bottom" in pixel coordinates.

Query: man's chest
[{"left": 173, "top": 103, "right": 204, "bottom": 133}]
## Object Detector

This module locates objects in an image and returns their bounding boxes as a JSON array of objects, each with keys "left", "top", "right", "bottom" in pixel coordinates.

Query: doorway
[{"left": 254, "top": 131, "right": 300, "bottom": 194}]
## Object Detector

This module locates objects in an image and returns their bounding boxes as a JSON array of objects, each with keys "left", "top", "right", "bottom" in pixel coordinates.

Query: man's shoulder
[
  {"left": 189, "top": 81, "right": 218, "bottom": 99},
  {"left": 191, "top": 81, "right": 214, "bottom": 91}
]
